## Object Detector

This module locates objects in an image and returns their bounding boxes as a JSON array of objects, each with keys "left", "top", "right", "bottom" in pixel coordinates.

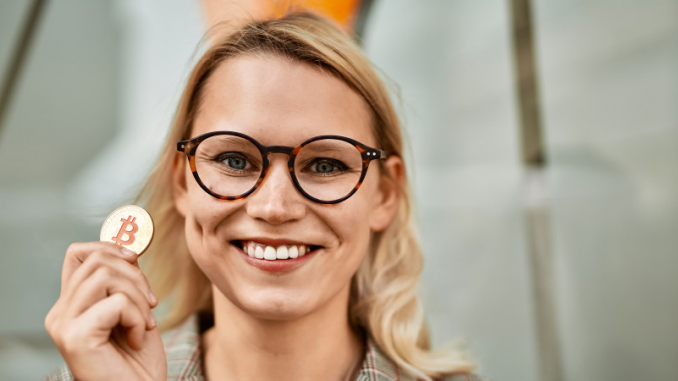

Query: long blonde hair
[{"left": 137, "top": 11, "right": 475, "bottom": 380}]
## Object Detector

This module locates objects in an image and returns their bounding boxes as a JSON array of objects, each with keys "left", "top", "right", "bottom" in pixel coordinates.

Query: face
[{"left": 173, "top": 54, "right": 401, "bottom": 321}]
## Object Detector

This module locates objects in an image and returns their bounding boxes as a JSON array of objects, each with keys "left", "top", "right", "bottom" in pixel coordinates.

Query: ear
[
  {"left": 172, "top": 153, "right": 189, "bottom": 218},
  {"left": 369, "top": 155, "right": 405, "bottom": 232}
]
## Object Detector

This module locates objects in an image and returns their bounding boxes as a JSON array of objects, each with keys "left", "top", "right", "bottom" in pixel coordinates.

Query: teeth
[
  {"left": 241, "top": 241, "right": 313, "bottom": 261},
  {"left": 276, "top": 246, "right": 289, "bottom": 259},
  {"left": 254, "top": 246, "right": 264, "bottom": 259},
  {"left": 264, "top": 246, "right": 277, "bottom": 260}
]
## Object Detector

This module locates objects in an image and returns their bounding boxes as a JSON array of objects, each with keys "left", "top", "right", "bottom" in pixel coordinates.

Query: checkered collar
[
  {"left": 46, "top": 313, "right": 484, "bottom": 381},
  {"left": 162, "top": 313, "right": 418, "bottom": 381}
]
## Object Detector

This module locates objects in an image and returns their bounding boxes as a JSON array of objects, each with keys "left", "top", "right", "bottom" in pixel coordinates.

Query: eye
[
  {"left": 226, "top": 156, "right": 246, "bottom": 170},
  {"left": 315, "top": 160, "right": 335, "bottom": 173},
  {"left": 307, "top": 159, "right": 347, "bottom": 175},
  {"left": 215, "top": 152, "right": 253, "bottom": 171}
]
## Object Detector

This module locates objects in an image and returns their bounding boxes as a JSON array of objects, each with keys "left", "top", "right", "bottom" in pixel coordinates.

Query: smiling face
[{"left": 172, "top": 53, "right": 399, "bottom": 321}]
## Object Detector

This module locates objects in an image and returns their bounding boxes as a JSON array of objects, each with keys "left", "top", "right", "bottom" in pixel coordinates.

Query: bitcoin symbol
[
  {"left": 111, "top": 215, "right": 138, "bottom": 246},
  {"left": 101, "top": 206, "right": 153, "bottom": 255}
]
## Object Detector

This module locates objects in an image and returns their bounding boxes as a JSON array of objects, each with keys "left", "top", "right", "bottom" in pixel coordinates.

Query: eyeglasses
[{"left": 177, "top": 131, "right": 388, "bottom": 204}]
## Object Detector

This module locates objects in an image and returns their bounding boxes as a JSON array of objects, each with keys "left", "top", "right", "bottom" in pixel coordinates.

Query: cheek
[
  {"left": 321, "top": 190, "right": 374, "bottom": 265},
  {"left": 318, "top": 166, "right": 384, "bottom": 267},
  {"left": 182, "top": 177, "right": 241, "bottom": 264},
  {"left": 184, "top": 171, "right": 235, "bottom": 227},
  {"left": 182, "top": 183, "right": 244, "bottom": 304}
]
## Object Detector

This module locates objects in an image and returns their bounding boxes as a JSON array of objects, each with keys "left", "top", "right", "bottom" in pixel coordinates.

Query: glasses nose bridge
[
  {"left": 261, "top": 145, "right": 296, "bottom": 165},
  {"left": 263, "top": 145, "right": 295, "bottom": 156},
  {"left": 257, "top": 145, "right": 299, "bottom": 197}
]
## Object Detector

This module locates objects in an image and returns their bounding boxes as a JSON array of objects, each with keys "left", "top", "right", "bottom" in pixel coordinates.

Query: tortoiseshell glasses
[{"left": 177, "top": 131, "right": 387, "bottom": 204}]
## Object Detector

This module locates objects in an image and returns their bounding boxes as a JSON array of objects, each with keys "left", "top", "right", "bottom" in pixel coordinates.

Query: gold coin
[{"left": 100, "top": 205, "right": 154, "bottom": 255}]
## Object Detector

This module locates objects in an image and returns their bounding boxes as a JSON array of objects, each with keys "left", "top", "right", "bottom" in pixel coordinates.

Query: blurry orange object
[
  {"left": 202, "top": 0, "right": 363, "bottom": 34},
  {"left": 268, "top": 0, "right": 362, "bottom": 30}
]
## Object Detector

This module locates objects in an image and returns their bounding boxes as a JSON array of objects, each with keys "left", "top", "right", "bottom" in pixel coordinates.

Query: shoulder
[
  {"left": 360, "top": 337, "right": 494, "bottom": 381},
  {"left": 162, "top": 313, "right": 205, "bottom": 378},
  {"left": 43, "top": 363, "right": 73, "bottom": 381},
  {"left": 443, "top": 373, "right": 495, "bottom": 381},
  {"left": 44, "top": 313, "right": 204, "bottom": 381}
]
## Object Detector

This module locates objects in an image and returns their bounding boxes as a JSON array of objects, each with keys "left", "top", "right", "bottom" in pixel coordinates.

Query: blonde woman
[{"left": 44, "top": 12, "right": 488, "bottom": 381}]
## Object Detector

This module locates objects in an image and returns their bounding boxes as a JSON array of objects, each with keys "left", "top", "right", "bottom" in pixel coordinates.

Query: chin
[
  {"left": 214, "top": 280, "right": 318, "bottom": 321},
  {"left": 238, "top": 292, "right": 315, "bottom": 321}
]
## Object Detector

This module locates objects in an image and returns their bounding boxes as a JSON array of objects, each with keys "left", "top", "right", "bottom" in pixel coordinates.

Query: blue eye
[
  {"left": 214, "top": 152, "right": 253, "bottom": 172},
  {"left": 225, "top": 157, "right": 247, "bottom": 170},
  {"left": 307, "top": 159, "right": 348, "bottom": 176},
  {"left": 314, "top": 161, "right": 336, "bottom": 173}
]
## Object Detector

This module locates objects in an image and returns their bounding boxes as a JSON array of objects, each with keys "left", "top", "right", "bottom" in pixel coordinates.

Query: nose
[{"left": 245, "top": 155, "right": 306, "bottom": 225}]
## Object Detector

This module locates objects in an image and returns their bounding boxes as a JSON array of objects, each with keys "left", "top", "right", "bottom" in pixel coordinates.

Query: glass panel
[
  {"left": 0, "top": 1, "right": 203, "bottom": 379},
  {"left": 0, "top": 1, "right": 32, "bottom": 77},
  {"left": 535, "top": 1, "right": 678, "bottom": 380},
  {"left": 364, "top": 1, "right": 540, "bottom": 380}
]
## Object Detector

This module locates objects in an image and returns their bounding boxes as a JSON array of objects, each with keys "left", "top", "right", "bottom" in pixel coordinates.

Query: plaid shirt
[{"left": 45, "top": 313, "right": 490, "bottom": 381}]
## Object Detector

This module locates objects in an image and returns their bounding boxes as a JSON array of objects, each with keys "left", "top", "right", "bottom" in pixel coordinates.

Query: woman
[{"left": 45, "top": 11, "right": 486, "bottom": 381}]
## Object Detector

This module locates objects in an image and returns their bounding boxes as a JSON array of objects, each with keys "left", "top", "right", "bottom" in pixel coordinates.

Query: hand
[{"left": 45, "top": 242, "right": 167, "bottom": 381}]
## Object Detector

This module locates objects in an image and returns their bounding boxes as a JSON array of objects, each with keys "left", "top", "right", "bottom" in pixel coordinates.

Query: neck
[{"left": 202, "top": 283, "right": 365, "bottom": 381}]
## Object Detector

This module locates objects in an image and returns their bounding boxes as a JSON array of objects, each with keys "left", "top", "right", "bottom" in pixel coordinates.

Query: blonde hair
[{"left": 137, "top": 11, "right": 475, "bottom": 380}]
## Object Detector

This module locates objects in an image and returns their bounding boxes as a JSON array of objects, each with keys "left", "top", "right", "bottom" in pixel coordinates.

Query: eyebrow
[
  {"left": 216, "top": 137, "right": 257, "bottom": 149},
  {"left": 300, "top": 141, "right": 349, "bottom": 152}
]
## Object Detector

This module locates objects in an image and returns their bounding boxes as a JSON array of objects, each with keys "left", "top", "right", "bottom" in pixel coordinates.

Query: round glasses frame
[{"left": 176, "top": 131, "right": 388, "bottom": 204}]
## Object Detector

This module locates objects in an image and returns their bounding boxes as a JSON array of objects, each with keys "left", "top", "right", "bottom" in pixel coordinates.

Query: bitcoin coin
[{"left": 100, "top": 205, "right": 154, "bottom": 255}]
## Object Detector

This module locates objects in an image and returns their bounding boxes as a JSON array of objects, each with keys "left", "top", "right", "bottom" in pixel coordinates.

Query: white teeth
[
  {"left": 288, "top": 246, "right": 299, "bottom": 258},
  {"left": 254, "top": 246, "right": 264, "bottom": 259},
  {"left": 276, "top": 246, "right": 289, "bottom": 259},
  {"left": 264, "top": 246, "right": 277, "bottom": 260},
  {"left": 242, "top": 241, "right": 313, "bottom": 260},
  {"left": 247, "top": 246, "right": 254, "bottom": 257}
]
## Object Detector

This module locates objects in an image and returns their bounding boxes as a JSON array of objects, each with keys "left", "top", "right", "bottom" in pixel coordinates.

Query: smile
[{"left": 234, "top": 240, "right": 322, "bottom": 261}]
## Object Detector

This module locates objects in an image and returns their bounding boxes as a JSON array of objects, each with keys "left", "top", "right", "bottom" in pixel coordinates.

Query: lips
[
  {"left": 231, "top": 240, "right": 322, "bottom": 260},
  {"left": 231, "top": 239, "right": 322, "bottom": 273}
]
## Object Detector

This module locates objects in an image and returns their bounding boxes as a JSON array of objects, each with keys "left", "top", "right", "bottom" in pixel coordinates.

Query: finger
[
  {"left": 76, "top": 293, "right": 148, "bottom": 351},
  {"left": 62, "top": 249, "right": 155, "bottom": 308},
  {"left": 65, "top": 265, "right": 156, "bottom": 330},
  {"left": 62, "top": 242, "right": 138, "bottom": 295},
  {"left": 63, "top": 250, "right": 154, "bottom": 306}
]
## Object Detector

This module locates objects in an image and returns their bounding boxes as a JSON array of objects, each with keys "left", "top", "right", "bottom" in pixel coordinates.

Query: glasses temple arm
[{"left": 177, "top": 141, "right": 188, "bottom": 153}]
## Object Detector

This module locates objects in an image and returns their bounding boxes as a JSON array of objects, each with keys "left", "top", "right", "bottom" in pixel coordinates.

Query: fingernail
[
  {"left": 121, "top": 248, "right": 136, "bottom": 256},
  {"left": 149, "top": 291, "right": 158, "bottom": 305},
  {"left": 149, "top": 313, "right": 156, "bottom": 328}
]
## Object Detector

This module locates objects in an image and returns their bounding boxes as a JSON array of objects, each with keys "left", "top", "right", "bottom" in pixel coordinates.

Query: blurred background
[{"left": 0, "top": 1, "right": 677, "bottom": 380}]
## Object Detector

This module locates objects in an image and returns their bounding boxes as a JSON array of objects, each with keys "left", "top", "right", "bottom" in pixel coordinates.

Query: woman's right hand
[{"left": 45, "top": 242, "right": 167, "bottom": 381}]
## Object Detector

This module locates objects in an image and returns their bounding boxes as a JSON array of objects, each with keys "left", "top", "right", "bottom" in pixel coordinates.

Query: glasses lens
[
  {"left": 295, "top": 139, "right": 364, "bottom": 202},
  {"left": 194, "top": 135, "right": 263, "bottom": 197}
]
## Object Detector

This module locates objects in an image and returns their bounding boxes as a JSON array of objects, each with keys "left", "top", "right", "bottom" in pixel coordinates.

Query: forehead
[{"left": 192, "top": 54, "right": 375, "bottom": 147}]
